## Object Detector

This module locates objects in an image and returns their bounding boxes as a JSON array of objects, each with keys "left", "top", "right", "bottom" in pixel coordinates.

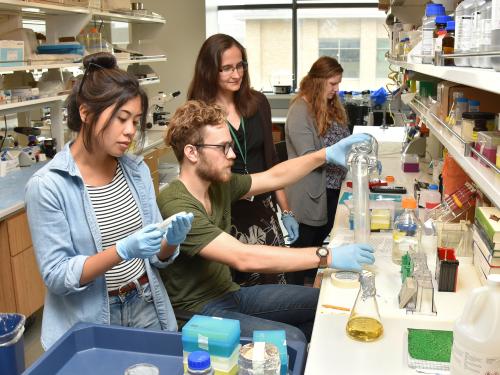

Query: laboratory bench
[{"left": 304, "top": 129, "right": 481, "bottom": 374}]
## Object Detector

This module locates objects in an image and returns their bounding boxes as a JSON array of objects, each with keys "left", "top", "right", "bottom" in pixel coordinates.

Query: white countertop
[{"left": 305, "top": 131, "right": 481, "bottom": 375}]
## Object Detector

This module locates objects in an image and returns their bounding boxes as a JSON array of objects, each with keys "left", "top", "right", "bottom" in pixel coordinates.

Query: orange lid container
[{"left": 402, "top": 197, "right": 417, "bottom": 209}]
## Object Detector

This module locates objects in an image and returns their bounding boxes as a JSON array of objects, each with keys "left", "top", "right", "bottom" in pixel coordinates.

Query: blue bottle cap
[
  {"left": 446, "top": 21, "right": 455, "bottom": 31},
  {"left": 435, "top": 15, "right": 451, "bottom": 24},
  {"left": 469, "top": 99, "right": 480, "bottom": 106},
  {"left": 188, "top": 351, "right": 211, "bottom": 371},
  {"left": 425, "top": 3, "right": 445, "bottom": 17},
  {"left": 456, "top": 97, "right": 468, "bottom": 103},
  {"left": 429, "top": 184, "right": 439, "bottom": 190}
]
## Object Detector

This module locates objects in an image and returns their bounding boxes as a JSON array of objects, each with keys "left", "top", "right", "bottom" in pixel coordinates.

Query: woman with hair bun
[
  {"left": 25, "top": 52, "right": 192, "bottom": 349},
  {"left": 285, "top": 56, "right": 350, "bottom": 285}
]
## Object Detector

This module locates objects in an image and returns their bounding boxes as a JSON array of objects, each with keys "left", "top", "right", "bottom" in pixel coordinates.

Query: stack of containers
[
  {"left": 422, "top": 3, "right": 446, "bottom": 64},
  {"left": 182, "top": 315, "right": 241, "bottom": 375}
]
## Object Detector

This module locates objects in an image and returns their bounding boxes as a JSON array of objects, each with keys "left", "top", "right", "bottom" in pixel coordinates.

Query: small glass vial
[
  {"left": 469, "top": 99, "right": 480, "bottom": 112},
  {"left": 186, "top": 351, "right": 215, "bottom": 375},
  {"left": 346, "top": 271, "right": 383, "bottom": 342}
]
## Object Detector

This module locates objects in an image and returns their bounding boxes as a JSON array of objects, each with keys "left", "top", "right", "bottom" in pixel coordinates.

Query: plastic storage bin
[
  {"left": 0, "top": 313, "right": 26, "bottom": 375},
  {"left": 24, "top": 322, "right": 307, "bottom": 375},
  {"left": 402, "top": 154, "right": 419, "bottom": 172}
]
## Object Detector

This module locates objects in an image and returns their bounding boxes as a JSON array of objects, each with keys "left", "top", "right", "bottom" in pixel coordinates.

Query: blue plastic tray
[{"left": 24, "top": 323, "right": 307, "bottom": 375}]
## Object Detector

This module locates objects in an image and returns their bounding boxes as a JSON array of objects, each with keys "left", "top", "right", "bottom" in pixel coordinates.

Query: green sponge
[{"left": 407, "top": 328, "right": 453, "bottom": 363}]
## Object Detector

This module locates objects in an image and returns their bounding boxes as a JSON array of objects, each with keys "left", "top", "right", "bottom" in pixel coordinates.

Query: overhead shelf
[
  {"left": 0, "top": 94, "right": 68, "bottom": 114},
  {"left": 388, "top": 58, "right": 500, "bottom": 95},
  {"left": 0, "top": 56, "right": 167, "bottom": 73},
  {"left": 383, "top": 0, "right": 427, "bottom": 25},
  {"left": 409, "top": 99, "right": 500, "bottom": 208},
  {"left": 0, "top": 0, "right": 165, "bottom": 23}
]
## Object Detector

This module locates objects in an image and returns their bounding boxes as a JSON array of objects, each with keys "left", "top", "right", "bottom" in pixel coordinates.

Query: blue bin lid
[
  {"left": 188, "top": 351, "right": 211, "bottom": 371},
  {"left": 0, "top": 314, "right": 25, "bottom": 345}
]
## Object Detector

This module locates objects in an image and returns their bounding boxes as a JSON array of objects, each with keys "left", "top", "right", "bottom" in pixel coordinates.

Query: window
[
  {"left": 318, "top": 38, "right": 360, "bottom": 79},
  {"left": 208, "top": 1, "right": 389, "bottom": 91},
  {"left": 376, "top": 38, "right": 390, "bottom": 79}
]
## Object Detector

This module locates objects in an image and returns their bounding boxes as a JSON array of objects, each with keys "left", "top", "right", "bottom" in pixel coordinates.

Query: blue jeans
[
  {"left": 200, "top": 284, "right": 319, "bottom": 344},
  {"left": 109, "top": 282, "right": 162, "bottom": 330}
]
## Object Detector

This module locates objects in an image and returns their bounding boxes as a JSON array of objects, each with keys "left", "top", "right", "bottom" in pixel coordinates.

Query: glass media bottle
[
  {"left": 392, "top": 197, "right": 422, "bottom": 265},
  {"left": 346, "top": 271, "right": 383, "bottom": 342}
]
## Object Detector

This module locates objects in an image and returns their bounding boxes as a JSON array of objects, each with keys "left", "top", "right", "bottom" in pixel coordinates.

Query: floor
[{"left": 23, "top": 309, "right": 44, "bottom": 369}]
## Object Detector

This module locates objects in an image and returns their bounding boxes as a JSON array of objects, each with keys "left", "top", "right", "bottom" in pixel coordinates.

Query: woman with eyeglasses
[
  {"left": 187, "top": 33, "right": 299, "bottom": 286},
  {"left": 285, "top": 56, "right": 350, "bottom": 285},
  {"left": 25, "top": 52, "right": 192, "bottom": 349}
]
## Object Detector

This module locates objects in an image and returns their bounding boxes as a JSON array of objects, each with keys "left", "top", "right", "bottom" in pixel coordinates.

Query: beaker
[
  {"left": 346, "top": 271, "right": 383, "bottom": 342},
  {"left": 346, "top": 134, "right": 379, "bottom": 243}
]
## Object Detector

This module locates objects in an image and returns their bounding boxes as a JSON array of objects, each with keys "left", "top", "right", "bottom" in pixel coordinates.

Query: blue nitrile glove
[
  {"left": 165, "top": 212, "right": 194, "bottom": 246},
  {"left": 282, "top": 213, "right": 299, "bottom": 244},
  {"left": 325, "top": 133, "right": 371, "bottom": 168},
  {"left": 116, "top": 224, "right": 164, "bottom": 260},
  {"left": 377, "top": 160, "right": 383, "bottom": 175},
  {"left": 330, "top": 243, "right": 375, "bottom": 272}
]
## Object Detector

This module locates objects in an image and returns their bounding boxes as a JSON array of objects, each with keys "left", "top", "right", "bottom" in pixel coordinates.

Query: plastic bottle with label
[
  {"left": 479, "top": 0, "right": 493, "bottom": 68},
  {"left": 455, "top": 0, "right": 477, "bottom": 66},
  {"left": 422, "top": 3, "right": 446, "bottom": 64},
  {"left": 450, "top": 274, "right": 500, "bottom": 374},
  {"left": 491, "top": 0, "right": 500, "bottom": 71},
  {"left": 392, "top": 197, "right": 422, "bottom": 265}
]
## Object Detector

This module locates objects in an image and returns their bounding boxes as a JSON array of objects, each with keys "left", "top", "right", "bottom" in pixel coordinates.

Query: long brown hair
[
  {"left": 187, "top": 33, "right": 259, "bottom": 117},
  {"left": 292, "top": 56, "right": 347, "bottom": 136}
]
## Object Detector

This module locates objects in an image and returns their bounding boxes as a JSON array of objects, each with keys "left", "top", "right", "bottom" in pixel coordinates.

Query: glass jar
[{"left": 461, "top": 112, "right": 496, "bottom": 141}]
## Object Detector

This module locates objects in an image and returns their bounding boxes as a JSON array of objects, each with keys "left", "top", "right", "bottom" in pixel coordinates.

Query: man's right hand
[
  {"left": 325, "top": 133, "right": 371, "bottom": 168},
  {"left": 330, "top": 243, "right": 375, "bottom": 272},
  {"left": 116, "top": 224, "right": 163, "bottom": 260}
]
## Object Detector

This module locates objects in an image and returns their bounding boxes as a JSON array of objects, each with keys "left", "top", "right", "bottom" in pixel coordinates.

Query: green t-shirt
[{"left": 157, "top": 173, "right": 252, "bottom": 312}]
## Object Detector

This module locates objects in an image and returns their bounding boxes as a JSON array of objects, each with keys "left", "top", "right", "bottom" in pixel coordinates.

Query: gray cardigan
[{"left": 285, "top": 98, "right": 327, "bottom": 226}]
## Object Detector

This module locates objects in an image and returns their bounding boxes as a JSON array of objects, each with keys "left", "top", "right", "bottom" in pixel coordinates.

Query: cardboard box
[
  {"left": 0, "top": 40, "right": 24, "bottom": 67},
  {"left": 437, "top": 81, "right": 500, "bottom": 121},
  {"left": 64, "top": 0, "right": 101, "bottom": 8},
  {"left": 101, "top": 0, "right": 130, "bottom": 11}
]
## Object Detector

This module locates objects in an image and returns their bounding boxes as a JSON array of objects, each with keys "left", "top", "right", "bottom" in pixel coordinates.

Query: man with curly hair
[{"left": 158, "top": 100, "right": 374, "bottom": 344}]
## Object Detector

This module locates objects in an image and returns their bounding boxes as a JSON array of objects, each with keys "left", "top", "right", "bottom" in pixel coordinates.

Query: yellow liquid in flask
[{"left": 346, "top": 316, "right": 383, "bottom": 342}]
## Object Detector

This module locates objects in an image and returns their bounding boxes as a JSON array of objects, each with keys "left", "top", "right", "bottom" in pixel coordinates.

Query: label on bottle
[
  {"left": 451, "top": 340, "right": 500, "bottom": 374},
  {"left": 459, "top": 16, "right": 474, "bottom": 51},
  {"left": 494, "top": 0, "right": 500, "bottom": 29}
]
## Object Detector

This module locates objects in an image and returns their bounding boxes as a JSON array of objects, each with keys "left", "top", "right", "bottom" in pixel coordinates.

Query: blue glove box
[
  {"left": 182, "top": 315, "right": 240, "bottom": 357},
  {"left": 24, "top": 323, "right": 307, "bottom": 375}
]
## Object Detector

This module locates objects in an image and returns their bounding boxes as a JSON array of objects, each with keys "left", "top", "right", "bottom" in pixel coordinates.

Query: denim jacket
[{"left": 25, "top": 142, "right": 178, "bottom": 349}]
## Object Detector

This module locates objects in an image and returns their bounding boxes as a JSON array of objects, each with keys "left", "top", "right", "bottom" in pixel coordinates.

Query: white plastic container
[
  {"left": 455, "top": 0, "right": 476, "bottom": 66},
  {"left": 450, "top": 274, "right": 500, "bottom": 374},
  {"left": 492, "top": 0, "right": 500, "bottom": 71}
]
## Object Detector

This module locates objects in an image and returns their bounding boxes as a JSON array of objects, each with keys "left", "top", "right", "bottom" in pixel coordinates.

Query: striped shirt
[{"left": 87, "top": 163, "right": 146, "bottom": 291}]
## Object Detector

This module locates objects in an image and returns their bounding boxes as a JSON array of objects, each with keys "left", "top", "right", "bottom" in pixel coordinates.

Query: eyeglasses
[
  {"left": 195, "top": 141, "right": 235, "bottom": 155},
  {"left": 219, "top": 61, "right": 248, "bottom": 75},
  {"left": 78, "top": 62, "right": 104, "bottom": 95}
]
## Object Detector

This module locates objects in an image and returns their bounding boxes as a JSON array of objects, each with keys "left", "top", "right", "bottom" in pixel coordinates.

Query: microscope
[{"left": 146, "top": 90, "right": 181, "bottom": 128}]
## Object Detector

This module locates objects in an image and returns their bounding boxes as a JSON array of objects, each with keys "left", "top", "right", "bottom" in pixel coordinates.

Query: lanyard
[{"left": 227, "top": 117, "right": 248, "bottom": 174}]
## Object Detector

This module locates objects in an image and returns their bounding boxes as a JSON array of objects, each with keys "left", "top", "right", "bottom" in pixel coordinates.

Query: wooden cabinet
[{"left": 0, "top": 211, "right": 45, "bottom": 317}]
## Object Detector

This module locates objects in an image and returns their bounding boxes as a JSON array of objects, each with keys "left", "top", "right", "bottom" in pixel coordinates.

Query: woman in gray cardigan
[{"left": 285, "top": 56, "right": 350, "bottom": 285}]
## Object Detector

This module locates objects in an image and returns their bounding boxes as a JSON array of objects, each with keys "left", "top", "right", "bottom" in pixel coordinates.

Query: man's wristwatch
[{"left": 316, "top": 247, "right": 329, "bottom": 269}]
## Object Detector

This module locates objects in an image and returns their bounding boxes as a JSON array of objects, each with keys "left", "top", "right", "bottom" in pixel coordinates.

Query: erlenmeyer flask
[{"left": 346, "top": 270, "right": 383, "bottom": 342}]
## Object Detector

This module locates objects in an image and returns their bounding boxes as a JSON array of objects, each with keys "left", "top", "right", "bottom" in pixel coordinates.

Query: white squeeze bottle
[{"left": 450, "top": 274, "right": 500, "bottom": 374}]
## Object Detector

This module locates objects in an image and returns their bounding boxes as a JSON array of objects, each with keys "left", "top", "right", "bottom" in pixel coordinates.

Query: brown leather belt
[{"left": 108, "top": 274, "right": 149, "bottom": 297}]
